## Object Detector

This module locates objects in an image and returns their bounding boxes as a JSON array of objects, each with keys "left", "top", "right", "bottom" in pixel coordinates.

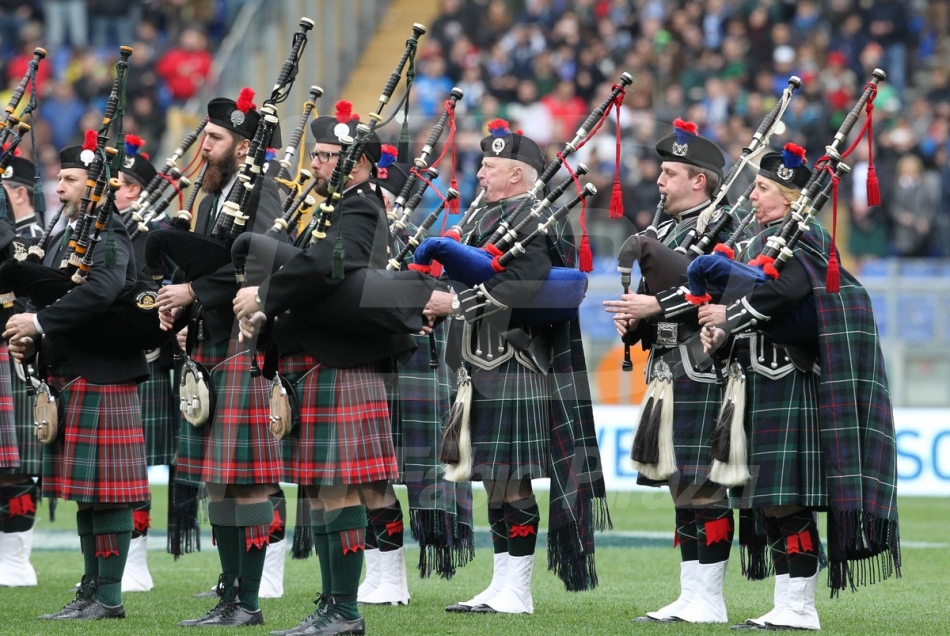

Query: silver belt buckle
[{"left": 655, "top": 322, "right": 678, "bottom": 347}]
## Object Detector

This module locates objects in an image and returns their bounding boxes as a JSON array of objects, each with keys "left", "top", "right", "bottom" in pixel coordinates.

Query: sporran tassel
[
  {"left": 442, "top": 367, "right": 473, "bottom": 482},
  {"left": 709, "top": 361, "right": 749, "bottom": 486},
  {"left": 632, "top": 359, "right": 676, "bottom": 480},
  {"left": 331, "top": 234, "right": 345, "bottom": 279}
]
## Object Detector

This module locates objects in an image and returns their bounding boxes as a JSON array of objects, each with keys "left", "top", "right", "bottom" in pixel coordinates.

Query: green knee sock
[
  {"left": 325, "top": 505, "right": 367, "bottom": 621},
  {"left": 235, "top": 501, "right": 274, "bottom": 612},
  {"left": 208, "top": 500, "right": 239, "bottom": 602},
  {"left": 92, "top": 507, "right": 134, "bottom": 607},
  {"left": 77, "top": 508, "right": 97, "bottom": 596},
  {"left": 311, "top": 508, "right": 330, "bottom": 595}
]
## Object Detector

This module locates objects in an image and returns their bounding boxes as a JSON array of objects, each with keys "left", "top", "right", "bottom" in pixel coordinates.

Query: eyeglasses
[{"left": 309, "top": 150, "right": 342, "bottom": 163}]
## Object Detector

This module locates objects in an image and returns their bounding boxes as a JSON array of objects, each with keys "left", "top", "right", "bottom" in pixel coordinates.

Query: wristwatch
[
  {"left": 450, "top": 294, "right": 461, "bottom": 317},
  {"left": 255, "top": 291, "right": 264, "bottom": 310}
]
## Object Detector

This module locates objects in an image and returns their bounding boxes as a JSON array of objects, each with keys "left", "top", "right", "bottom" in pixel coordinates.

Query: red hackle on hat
[
  {"left": 335, "top": 100, "right": 354, "bottom": 123},
  {"left": 82, "top": 129, "right": 98, "bottom": 151},
  {"left": 124, "top": 133, "right": 144, "bottom": 157},
  {"left": 236, "top": 87, "right": 255, "bottom": 114},
  {"left": 487, "top": 118, "right": 510, "bottom": 137},
  {"left": 782, "top": 142, "right": 807, "bottom": 167}
]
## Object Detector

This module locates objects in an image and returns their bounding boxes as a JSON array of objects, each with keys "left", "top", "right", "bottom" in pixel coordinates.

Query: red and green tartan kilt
[
  {"left": 176, "top": 339, "right": 228, "bottom": 484},
  {"left": 736, "top": 357, "right": 827, "bottom": 509},
  {"left": 280, "top": 352, "right": 397, "bottom": 486},
  {"left": 139, "top": 356, "right": 176, "bottom": 466},
  {"left": 201, "top": 338, "right": 283, "bottom": 485},
  {"left": 468, "top": 359, "right": 551, "bottom": 482},
  {"left": 0, "top": 343, "right": 18, "bottom": 468},
  {"left": 41, "top": 368, "right": 149, "bottom": 503},
  {"left": 0, "top": 358, "right": 43, "bottom": 476}
]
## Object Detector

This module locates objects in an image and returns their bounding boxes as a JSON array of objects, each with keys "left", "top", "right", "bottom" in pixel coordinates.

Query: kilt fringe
[
  {"left": 739, "top": 508, "right": 771, "bottom": 581},
  {"left": 441, "top": 369, "right": 472, "bottom": 483},
  {"left": 826, "top": 510, "right": 901, "bottom": 597},
  {"left": 632, "top": 363, "right": 675, "bottom": 481},
  {"left": 709, "top": 363, "right": 749, "bottom": 487},
  {"left": 167, "top": 467, "right": 201, "bottom": 559},
  {"left": 292, "top": 490, "right": 313, "bottom": 560},
  {"left": 546, "top": 496, "right": 611, "bottom": 592},
  {"left": 410, "top": 508, "right": 475, "bottom": 580}
]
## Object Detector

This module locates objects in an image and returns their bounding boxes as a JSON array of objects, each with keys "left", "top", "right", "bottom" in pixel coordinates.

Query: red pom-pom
[
  {"left": 608, "top": 178, "right": 624, "bottom": 219},
  {"left": 515, "top": 129, "right": 524, "bottom": 135},
  {"left": 335, "top": 100, "right": 353, "bottom": 123},
  {"left": 83, "top": 129, "right": 98, "bottom": 151},
  {"left": 236, "top": 87, "right": 255, "bottom": 114},
  {"left": 140, "top": 152, "right": 149, "bottom": 160},
  {"left": 579, "top": 234, "right": 593, "bottom": 273},
  {"left": 685, "top": 292, "right": 712, "bottom": 305},
  {"left": 672, "top": 118, "right": 698, "bottom": 135},
  {"left": 484, "top": 243, "right": 503, "bottom": 257},
  {"left": 783, "top": 142, "right": 807, "bottom": 161},
  {"left": 713, "top": 243, "right": 735, "bottom": 260},
  {"left": 826, "top": 251, "right": 840, "bottom": 292}
]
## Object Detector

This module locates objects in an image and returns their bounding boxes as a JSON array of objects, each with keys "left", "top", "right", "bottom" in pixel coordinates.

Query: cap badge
[
  {"left": 80, "top": 149, "right": 96, "bottom": 166},
  {"left": 333, "top": 122, "right": 350, "bottom": 139},
  {"left": 2, "top": 166, "right": 11, "bottom": 179},
  {"left": 230, "top": 110, "right": 245, "bottom": 127},
  {"left": 491, "top": 137, "right": 505, "bottom": 154},
  {"left": 671, "top": 141, "right": 688, "bottom": 157},
  {"left": 124, "top": 156, "right": 135, "bottom": 169},
  {"left": 775, "top": 164, "right": 794, "bottom": 182}
]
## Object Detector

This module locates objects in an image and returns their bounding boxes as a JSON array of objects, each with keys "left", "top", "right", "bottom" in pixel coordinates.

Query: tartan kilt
[
  {"left": 0, "top": 343, "right": 18, "bottom": 468},
  {"left": 638, "top": 346, "right": 722, "bottom": 488},
  {"left": 280, "top": 352, "right": 396, "bottom": 486},
  {"left": 202, "top": 337, "right": 284, "bottom": 485},
  {"left": 734, "top": 345, "right": 827, "bottom": 509},
  {"left": 176, "top": 339, "right": 228, "bottom": 484},
  {"left": 0, "top": 358, "right": 43, "bottom": 475},
  {"left": 41, "top": 368, "right": 149, "bottom": 503},
  {"left": 391, "top": 331, "right": 452, "bottom": 479},
  {"left": 139, "top": 356, "right": 177, "bottom": 466},
  {"left": 469, "top": 358, "right": 551, "bottom": 482}
]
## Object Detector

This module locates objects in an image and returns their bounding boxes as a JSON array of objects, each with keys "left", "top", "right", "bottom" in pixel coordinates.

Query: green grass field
[{"left": 2, "top": 488, "right": 945, "bottom": 635}]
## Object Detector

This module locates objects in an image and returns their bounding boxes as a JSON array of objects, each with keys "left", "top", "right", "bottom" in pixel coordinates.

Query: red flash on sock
[
  {"left": 786, "top": 530, "right": 814, "bottom": 555},
  {"left": 132, "top": 509, "right": 150, "bottom": 533},
  {"left": 269, "top": 509, "right": 284, "bottom": 535},
  {"left": 8, "top": 493, "right": 35, "bottom": 517},
  {"left": 705, "top": 518, "right": 732, "bottom": 545},
  {"left": 384, "top": 520, "right": 404, "bottom": 536},
  {"left": 509, "top": 525, "right": 537, "bottom": 539},
  {"left": 341, "top": 528, "right": 365, "bottom": 554},
  {"left": 245, "top": 525, "right": 270, "bottom": 550},
  {"left": 95, "top": 534, "right": 119, "bottom": 558}
]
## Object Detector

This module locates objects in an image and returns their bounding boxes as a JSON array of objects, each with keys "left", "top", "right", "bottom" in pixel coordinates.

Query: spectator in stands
[
  {"left": 88, "top": 0, "right": 139, "bottom": 50},
  {"left": 541, "top": 80, "right": 586, "bottom": 145},
  {"left": 413, "top": 55, "right": 454, "bottom": 119},
  {"left": 43, "top": 0, "right": 88, "bottom": 50},
  {"left": 506, "top": 79, "right": 552, "bottom": 146},
  {"left": 0, "top": 0, "right": 35, "bottom": 57},
  {"left": 155, "top": 26, "right": 212, "bottom": 104},
  {"left": 863, "top": 0, "right": 912, "bottom": 93},
  {"left": 887, "top": 153, "right": 940, "bottom": 257},
  {"left": 42, "top": 81, "right": 86, "bottom": 151}
]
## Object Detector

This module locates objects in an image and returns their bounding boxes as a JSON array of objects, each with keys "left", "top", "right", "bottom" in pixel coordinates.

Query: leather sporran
[
  {"left": 268, "top": 373, "right": 299, "bottom": 440},
  {"left": 33, "top": 380, "right": 64, "bottom": 444},
  {"left": 180, "top": 356, "right": 216, "bottom": 427}
]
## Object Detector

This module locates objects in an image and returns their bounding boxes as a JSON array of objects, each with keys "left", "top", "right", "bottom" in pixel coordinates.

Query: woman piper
[{"left": 697, "top": 144, "right": 900, "bottom": 630}]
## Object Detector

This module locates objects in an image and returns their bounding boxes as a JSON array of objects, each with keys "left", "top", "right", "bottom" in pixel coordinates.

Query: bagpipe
[
  {"left": 275, "top": 84, "right": 323, "bottom": 184},
  {"left": 0, "top": 47, "right": 46, "bottom": 148},
  {"left": 0, "top": 47, "right": 176, "bottom": 352},
  {"left": 128, "top": 171, "right": 193, "bottom": 240},
  {"left": 410, "top": 72, "right": 634, "bottom": 325},
  {"left": 616, "top": 75, "right": 803, "bottom": 295},
  {"left": 683, "top": 69, "right": 886, "bottom": 317},
  {"left": 126, "top": 116, "right": 207, "bottom": 226},
  {"left": 143, "top": 17, "right": 315, "bottom": 283}
]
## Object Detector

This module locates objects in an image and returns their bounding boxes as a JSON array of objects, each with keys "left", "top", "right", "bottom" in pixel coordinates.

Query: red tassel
[
  {"left": 685, "top": 292, "right": 712, "bottom": 305},
  {"left": 579, "top": 233, "right": 593, "bottom": 273},
  {"left": 713, "top": 244, "right": 735, "bottom": 260},
  {"left": 826, "top": 250, "right": 840, "bottom": 293},
  {"left": 866, "top": 164, "right": 881, "bottom": 207},
  {"left": 448, "top": 178, "right": 461, "bottom": 214},
  {"left": 608, "top": 178, "right": 624, "bottom": 219}
]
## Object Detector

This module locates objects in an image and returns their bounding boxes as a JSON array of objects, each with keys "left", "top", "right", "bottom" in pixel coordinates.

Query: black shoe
[
  {"left": 270, "top": 595, "right": 329, "bottom": 635},
  {"left": 200, "top": 603, "right": 264, "bottom": 627},
  {"left": 54, "top": 599, "right": 125, "bottom": 620},
  {"left": 445, "top": 602, "right": 475, "bottom": 613},
  {"left": 39, "top": 596, "right": 92, "bottom": 620},
  {"left": 295, "top": 606, "right": 365, "bottom": 635},
  {"left": 179, "top": 599, "right": 235, "bottom": 627},
  {"left": 470, "top": 604, "right": 497, "bottom": 614}
]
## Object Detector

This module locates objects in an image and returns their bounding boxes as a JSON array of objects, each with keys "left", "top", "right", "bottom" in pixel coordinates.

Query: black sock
[
  {"left": 488, "top": 506, "right": 508, "bottom": 554},
  {"left": 503, "top": 496, "right": 539, "bottom": 557},
  {"left": 695, "top": 508, "right": 734, "bottom": 564},
  {"left": 674, "top": 508, "right": 698, "bottom": 562},
  {"left": 367, "top": 501, "right": 404, "bottom": 552},
  {"left": 0, "top": 482, "right": 37, "bottom": 533},
  {"left": 766, "top": 516, "right": 788, "bottom": 576},
  {"left": 778, "top": 510, "right": 819, "bottom": 578},
  {"left": 269, "top": 488, "right": 287, "bottom": 544}
]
